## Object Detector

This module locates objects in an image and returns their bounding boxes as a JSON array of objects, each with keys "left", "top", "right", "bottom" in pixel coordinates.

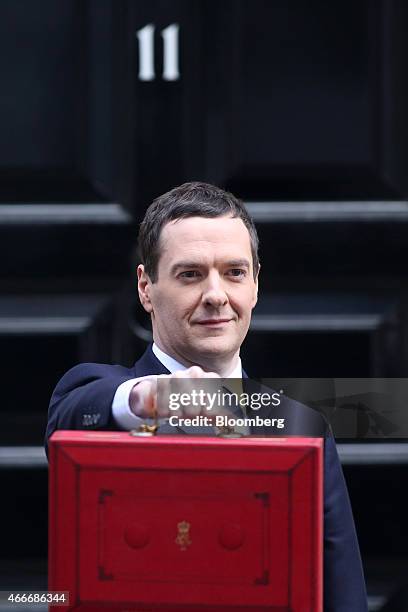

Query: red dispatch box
[{"left": 49, "top": 432, "right": 323, "bottom": 612}]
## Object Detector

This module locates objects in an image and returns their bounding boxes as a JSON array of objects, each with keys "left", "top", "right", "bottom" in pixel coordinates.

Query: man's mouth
[{"left": 195, "top": 318, "right": 232, "bottom": 326}]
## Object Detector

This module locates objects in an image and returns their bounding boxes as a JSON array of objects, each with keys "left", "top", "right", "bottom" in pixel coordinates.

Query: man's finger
[{"left": 129, "top": 379, "right": 157, "bottom": 418}]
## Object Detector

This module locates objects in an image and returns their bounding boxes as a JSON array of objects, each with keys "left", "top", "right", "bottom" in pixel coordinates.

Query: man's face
[{"left": 137, "top": 215, "right": 258, "bottom": 371}]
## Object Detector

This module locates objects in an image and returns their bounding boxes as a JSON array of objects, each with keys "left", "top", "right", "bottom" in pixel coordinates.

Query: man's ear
[
  {"left": 252, "top": 263, "right": 260, "bottom": 308},
  {"left": 137, "top": 264, "right": 153, "bottom": 313}
]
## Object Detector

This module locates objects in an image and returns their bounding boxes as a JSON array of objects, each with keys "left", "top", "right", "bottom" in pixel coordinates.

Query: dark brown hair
[{"left": 138, "top": 182, "right": 259, "bottom": 282}]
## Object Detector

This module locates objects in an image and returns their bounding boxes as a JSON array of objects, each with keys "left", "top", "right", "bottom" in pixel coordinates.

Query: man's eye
[
  {"left": 227, "top": 269, "right": 246, "bottom": 277},
  {"left": 179, "top": 270, "right": 200, "bottom": 278}
]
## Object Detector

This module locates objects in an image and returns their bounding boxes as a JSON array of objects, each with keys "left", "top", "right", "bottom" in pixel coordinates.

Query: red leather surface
[{"left": 49, "top": 432, "right": 323, "bottom": 611}]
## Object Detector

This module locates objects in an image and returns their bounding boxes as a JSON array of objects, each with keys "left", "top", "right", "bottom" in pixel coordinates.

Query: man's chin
[{"left": 189, "top": 336, "right": 238, "bottom": 358}]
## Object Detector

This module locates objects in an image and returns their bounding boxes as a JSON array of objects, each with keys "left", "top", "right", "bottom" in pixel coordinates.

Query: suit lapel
[{"left": 133, "top": 346, "right": 171, "bottom": 377}]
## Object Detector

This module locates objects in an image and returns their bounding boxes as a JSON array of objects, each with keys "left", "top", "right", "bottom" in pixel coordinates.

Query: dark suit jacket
[{"left": 46, "top": 345, "right": 368, "bottom": 611}]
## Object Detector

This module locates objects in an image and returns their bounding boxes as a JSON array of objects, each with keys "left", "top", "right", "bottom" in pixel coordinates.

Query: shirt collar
[{"left": 152, "top": 343, "right": 242, "bottom": 378}]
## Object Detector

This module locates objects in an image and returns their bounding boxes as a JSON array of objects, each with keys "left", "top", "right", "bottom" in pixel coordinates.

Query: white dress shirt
[{"left": 112, "top": 343, "right": 242, "bottom": 430}]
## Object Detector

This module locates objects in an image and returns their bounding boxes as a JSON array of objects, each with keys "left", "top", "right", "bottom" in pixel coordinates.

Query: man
[{"left": 47, "top": 182, "right": 368, "bottom": 611}]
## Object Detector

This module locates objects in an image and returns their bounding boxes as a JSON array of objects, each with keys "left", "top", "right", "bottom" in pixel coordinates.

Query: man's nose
[{"left": 202, "top": 273, "right": 228, "bottom": 308}]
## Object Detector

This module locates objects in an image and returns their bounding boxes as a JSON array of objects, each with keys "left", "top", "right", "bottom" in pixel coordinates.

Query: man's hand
[{"left": 129, "top": 366, "right": 221, "bottom": 419}]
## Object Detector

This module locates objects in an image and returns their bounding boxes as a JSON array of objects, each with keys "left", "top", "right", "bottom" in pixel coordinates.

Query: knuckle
[{"left": 189, "top": 366, "right": 204, "bottom": 376}]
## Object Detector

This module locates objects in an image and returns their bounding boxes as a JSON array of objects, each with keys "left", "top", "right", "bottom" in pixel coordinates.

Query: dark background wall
[{"left": 1, "top": 1, "right": 408, "bottom": 610}]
